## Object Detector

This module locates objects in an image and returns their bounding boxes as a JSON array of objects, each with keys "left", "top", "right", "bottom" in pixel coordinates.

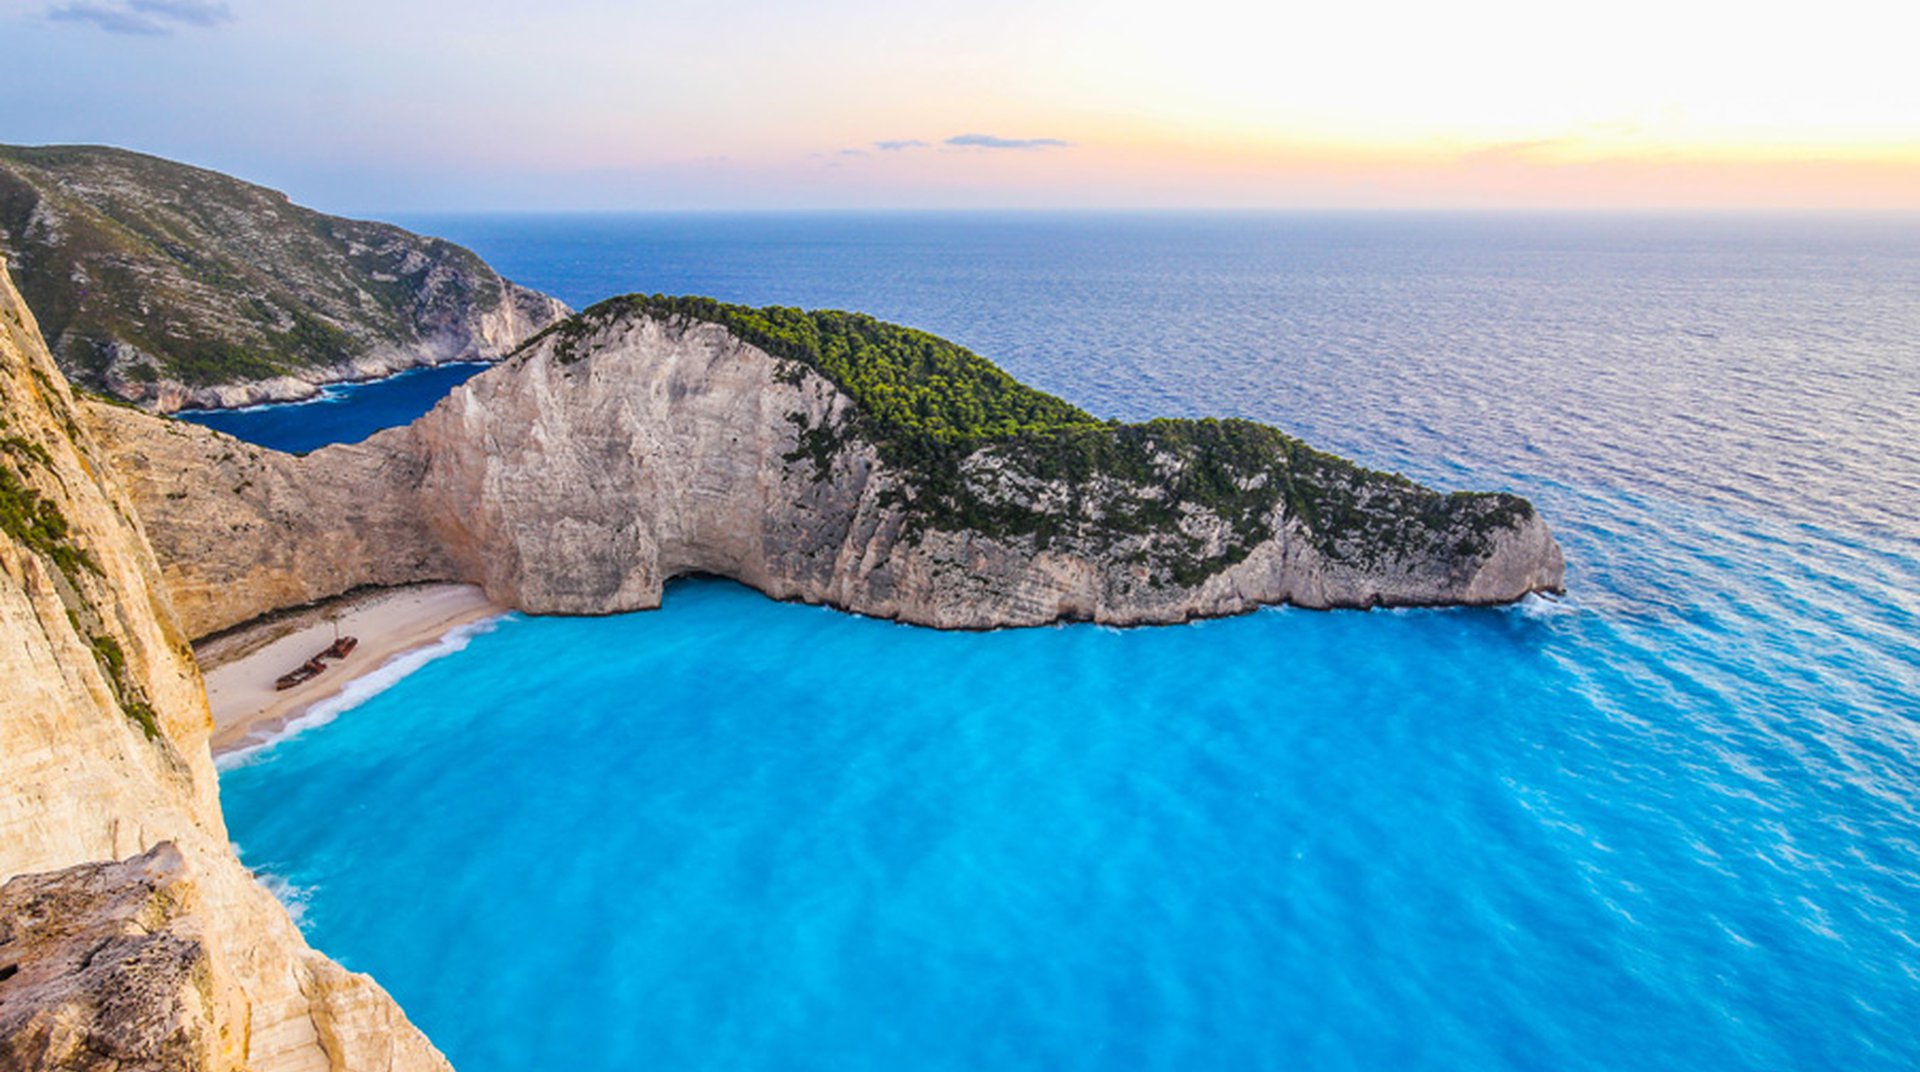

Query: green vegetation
[
  {"left": 532, "top": 296, "right": 1535, "bottom": 583},
  {"left": 550, "top": 294, "right": 1100, "bottom": 442},
  {"left": 3, "top": 299, "right": 169, "bottom": 746},
  {"left": 1, "top": 440, "right": 97, "bottom": 585},
  {"left": 0, "top": 144, "right": 535, "bottom": 395},
  {"left": 132, "top": 335, "right": 288, "bottom": 387},
  {"left": 639, "top": 296, "right": 1097, "bottom": 441},
  {"left": 0, "top": 414, "right": 157, "bottom": 740},
  {"left": 88, "top": 634, "right": 161, "bottom": 740}
]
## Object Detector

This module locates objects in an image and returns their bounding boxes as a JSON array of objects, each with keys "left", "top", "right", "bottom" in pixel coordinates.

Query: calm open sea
[{"left": 215, "top": 213, "right": 1920, "bottom": 1071}]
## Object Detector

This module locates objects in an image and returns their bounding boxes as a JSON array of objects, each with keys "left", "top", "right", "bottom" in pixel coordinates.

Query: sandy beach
[{"left": 197, "top": 583, "right": 506, "bottom": 756}]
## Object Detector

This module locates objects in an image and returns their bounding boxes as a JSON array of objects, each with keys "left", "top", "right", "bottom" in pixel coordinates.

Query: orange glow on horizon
[{"left": 13, "top": 0, "right": 1917, "bottom": 211}]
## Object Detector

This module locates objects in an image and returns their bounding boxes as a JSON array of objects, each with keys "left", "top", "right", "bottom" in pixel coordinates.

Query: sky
[{"left": 4, "top": 0, "right": 1918, "bottom": 213}]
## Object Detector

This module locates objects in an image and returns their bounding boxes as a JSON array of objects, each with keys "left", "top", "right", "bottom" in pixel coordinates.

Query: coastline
[
  {"left": 197, "top": 583, "right": 506, "bottom": 758},
  {"left": 168, "top": 359, "right": 492, "bottom": 416},
  {"left": 129, "top": 352, "right": 502, "bottom": 415}
]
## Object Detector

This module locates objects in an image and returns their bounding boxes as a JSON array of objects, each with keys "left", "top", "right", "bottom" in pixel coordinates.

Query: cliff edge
[
  {"left": 0, "top": 256, "right": 449, "bottom": 1071},
  {"left": 90, "top": 297, "right": 1564, "bottom": 638}
]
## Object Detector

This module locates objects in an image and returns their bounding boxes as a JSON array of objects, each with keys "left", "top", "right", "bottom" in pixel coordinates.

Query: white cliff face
[
  {"left": 408, "top": 314, "right": 1561, "bottom": 626},
  {"left": 96, "top": 309, "right": 1563, "bottom": 639},
  {"left": 84, "top": 411, "right": 456, "bottom": 641},
  {"left": 0, "top": 259, "right": 451, "bottom": 1072},
  {"left": 406, "top": 315, "right": 886, "bottom": 615}
]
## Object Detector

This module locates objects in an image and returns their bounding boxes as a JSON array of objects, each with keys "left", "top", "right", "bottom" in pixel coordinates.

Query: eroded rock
[{"left": 92, "top": 304, "right": 1564, "bottom": 638}]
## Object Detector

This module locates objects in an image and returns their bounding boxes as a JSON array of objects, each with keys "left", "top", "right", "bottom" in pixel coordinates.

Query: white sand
[{"left": 197, "top": 583, "right": 505, "bottom": 755}]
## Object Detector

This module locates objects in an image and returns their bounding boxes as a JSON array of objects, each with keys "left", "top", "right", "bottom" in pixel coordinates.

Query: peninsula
[{"left": 91, "top": 295, "right": 1564, "bottom": 639}]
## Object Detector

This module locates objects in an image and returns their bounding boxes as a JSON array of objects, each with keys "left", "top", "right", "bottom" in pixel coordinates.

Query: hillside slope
[{"left": 0, "top": 144, "right": 567, "bottom": 411}]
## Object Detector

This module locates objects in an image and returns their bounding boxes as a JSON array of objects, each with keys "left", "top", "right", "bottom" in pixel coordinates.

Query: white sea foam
[
  {"left": 215, "top": 614, "right": 507, "bottom": 771},
  {"left": 249, "top": 864, "right": 315, "bottom": 926},
  {"left": 1514, "top": 590, "right": 1579, "bottom": 620},
  {"left": 197, "top": 388, "right": 347, "bottom": 415}
]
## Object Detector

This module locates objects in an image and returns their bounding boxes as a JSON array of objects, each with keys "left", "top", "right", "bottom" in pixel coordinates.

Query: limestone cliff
[
  {"left": 85, "top": 411, "right": 455, "bottom": 642},
  {"left": 0, "top": 256, "right": 449, "bottom": 1071},
  {"left": 0, "top": 144, "right": 568, "bottom": 411},
  {"left": 92, "top": 298, "right": 1563, "bottom": 638},
  {"left": 0, "top": 845, "right": 245, "bottom": 1071}
]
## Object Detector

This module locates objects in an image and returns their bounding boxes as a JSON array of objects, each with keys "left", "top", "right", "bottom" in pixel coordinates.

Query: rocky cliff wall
[
  {"left": 84, "top": 408, "right": 455, "bottom": 640},
  {"left": 409, "top": 313, "right": 1563, "bottom": 625},
  {"left": 96, "top": 306, "right": 1563, "bottom": 638},
  {"left": 0, "top": 257, "right": 449, "bottom": 1071}
]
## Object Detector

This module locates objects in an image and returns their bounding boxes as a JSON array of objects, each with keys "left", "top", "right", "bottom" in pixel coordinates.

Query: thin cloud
[
  {"left": 875, "top": 139, "right": 930, "bottom": 151},
  {"left": 838, "top": 148, "right": 870, "bottom": 158},
  {"left": 46, "top": 0, "right": 233, "bottom": 35},
  {"left": 1457, "top": 138, "right": 1572, "bottom": 165},
  {"left": 1459, "top": 115, "right": 1665, "bottom": 165},
  {"left": 945, "top": 133, "right": 1071, "bottom": 151},
  {"left": 131, "top": 0, "right": 233, "bottom": 25}
]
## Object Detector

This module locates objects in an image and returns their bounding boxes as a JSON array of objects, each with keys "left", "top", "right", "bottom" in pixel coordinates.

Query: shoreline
[
  {"left": 169, "top": 359, "right": 493, "bottom": 417},
  {"left": 198, "top": 582, "right": 506, "bottom": 758}
]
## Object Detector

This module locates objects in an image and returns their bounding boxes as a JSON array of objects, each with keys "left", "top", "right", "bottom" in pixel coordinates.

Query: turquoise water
[{"left": 219, "top": 214, "right": 1920, "bottom": 1070}]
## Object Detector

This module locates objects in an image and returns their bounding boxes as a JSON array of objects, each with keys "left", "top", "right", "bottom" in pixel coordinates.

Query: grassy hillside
[
  {"left": 0, "top": 144, "right": 558, "bottom": 398},
  {"left": 552, "top": 294, "right": 1102, "bottom": 440}
]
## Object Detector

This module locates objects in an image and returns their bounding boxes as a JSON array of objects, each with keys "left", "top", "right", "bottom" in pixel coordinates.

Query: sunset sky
[{"left": 5, "top": 0, "right": 1917, "bottom": 212}]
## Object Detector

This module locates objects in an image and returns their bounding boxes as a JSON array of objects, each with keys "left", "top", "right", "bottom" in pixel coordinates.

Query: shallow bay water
[
  {"left": 219, "top": 213, "right": 1920, "bottom": 1071},
  {"left": 177, "top": 361, "right": 488, "bottom": 453}
]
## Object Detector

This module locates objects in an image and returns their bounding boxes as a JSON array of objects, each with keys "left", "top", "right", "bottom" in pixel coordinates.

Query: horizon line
[{"left": 381, "top": 205, "right": 1920, "bottom": 219}]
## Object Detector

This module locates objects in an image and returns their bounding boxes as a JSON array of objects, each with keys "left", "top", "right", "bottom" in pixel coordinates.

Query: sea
[
  {"left": 206, "top": 213, "right": 1920, "bottom": 1071},
  {"left": 177, "top": 361, "right": 490, "bottom": 455}
]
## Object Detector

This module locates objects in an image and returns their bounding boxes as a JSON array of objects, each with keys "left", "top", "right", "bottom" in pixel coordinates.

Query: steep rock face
[
  {"left": 407, "top": 314, "right": 886, "bottom": 616},
  {"left": 96, "top": 305, "right": 1563, "bottom": 637},
  {"left": 408, "top": 312, "right": 1563, "bottom": 625},
  {"left": 0, "top": 256, "right": 449, "bottom": 1071},
  {"left": 0, "top": 844, "right": 245, "bottom": 1072},
  {"left": 0, "top": 144, "right": 568, "bottom": 411},
  {"left": 84, "top": 408, "right": 456, "bottom": 641}
]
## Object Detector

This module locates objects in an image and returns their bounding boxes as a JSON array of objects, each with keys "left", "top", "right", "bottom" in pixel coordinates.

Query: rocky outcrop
[
  {"left": 412, "top": 313, "right": 1563, "bottom": 626},
  {"left": 0, "top": 845, "right": 245, "bottom": 1072},
  {"left": 0, "top": 256, "right": 449, "bottom": 1071},
  {"left": 92, "top": 302, "right": 1564, "bottom": 638},
  {"left": 0, "top": 144, "right": 568, "bottom": 411}
]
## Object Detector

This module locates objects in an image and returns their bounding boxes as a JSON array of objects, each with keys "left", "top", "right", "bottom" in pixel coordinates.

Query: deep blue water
[
  {"left": 177, "top": 361, "right": 488, "bottom": 453},
  {"left": 218, "top": 213, "right": 1920, "bottom": 1071}
]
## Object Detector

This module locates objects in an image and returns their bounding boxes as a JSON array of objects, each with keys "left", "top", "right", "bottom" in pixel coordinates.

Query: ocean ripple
[{"left": 218, "top": 213, "right": 1920, "bottom": 1072}]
